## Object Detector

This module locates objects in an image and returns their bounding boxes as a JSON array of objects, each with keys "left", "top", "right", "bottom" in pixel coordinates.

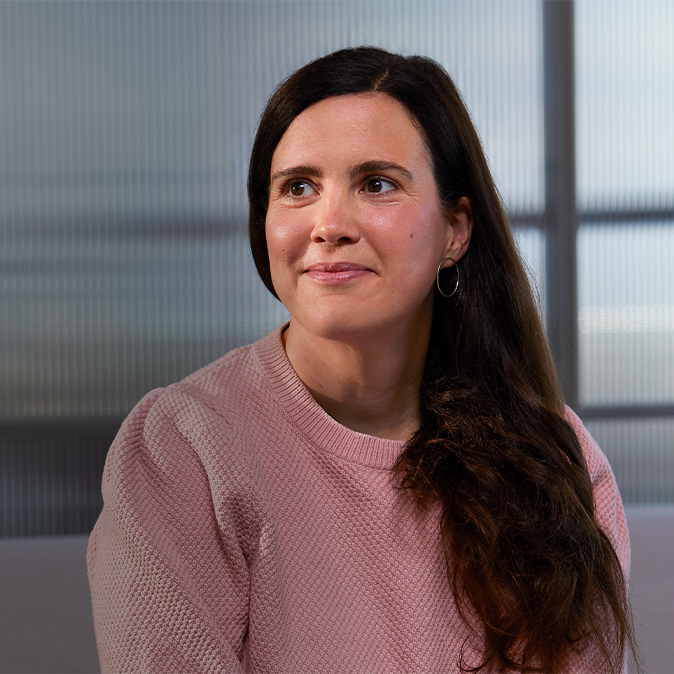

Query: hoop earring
[{"left": 436, "top": 257, "right": 459, "bottom": 298}]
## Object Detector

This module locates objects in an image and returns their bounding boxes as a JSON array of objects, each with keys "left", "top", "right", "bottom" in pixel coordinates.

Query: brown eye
[
  {"left": 365, "top": 178, "right": 395, "bottom": 193},
  {"left": 288, "top": 181, "right": 312, "bottom": 197}
]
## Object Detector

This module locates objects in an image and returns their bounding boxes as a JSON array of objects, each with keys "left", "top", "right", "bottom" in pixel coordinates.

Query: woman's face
[{"left": 266, "top": 92, "right": 470, "bottom": 345}]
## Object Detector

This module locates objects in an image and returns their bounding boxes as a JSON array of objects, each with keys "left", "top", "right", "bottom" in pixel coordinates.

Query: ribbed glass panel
[
  {"left": 585, "top": 418, "right": 674, "bottom": 504},
  {"left": 0, "top": 1, "right": 543, "bottom": 419},
  {"left": 0, "top": 430, "right": 111, "bottom": 537},
  {"left": 514, "top": 226, "right": 546, "bottom": 315},
  {"left": 1, "top": 231, "right": 287, "bottom": 416},
  {"left": 578, "top": 222, "right": 674, "bottom": 406},
  {"left": 575, "top": 1, "right": 674, "bottom": 505},
  {"left": 576, "top": 0, "right": 674, "bottom": 211}
]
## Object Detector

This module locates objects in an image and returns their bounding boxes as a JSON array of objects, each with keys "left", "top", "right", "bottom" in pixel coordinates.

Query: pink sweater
[{"left": 88, "top": 326, "right": 630, "bottom": 673}]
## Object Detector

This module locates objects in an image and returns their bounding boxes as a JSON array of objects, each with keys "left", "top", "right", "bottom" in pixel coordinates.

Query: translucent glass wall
[
  {"left": 2, "top": 1, "right": 672, "bottom": 533},
  {"left": 0, "top": 1, "right": 544, "bottom": 419},
  {"left": 576, "top": 0, "right": 674, "bottom": 212},
  {"left": 578, "top": 222, "right": 674, "bottom": 406},
  {"left": 576, "top": 0, "right": 674, "bottom": 501}
]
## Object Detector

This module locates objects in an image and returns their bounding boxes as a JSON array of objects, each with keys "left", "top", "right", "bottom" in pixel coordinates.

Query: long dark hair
[{"left": 248, "top": 46, "right": 636, "bottom": 673}]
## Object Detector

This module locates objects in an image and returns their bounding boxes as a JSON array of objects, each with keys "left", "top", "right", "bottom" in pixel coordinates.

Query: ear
[{"left": 442, "top": 196, "right": 473, "bottom": 264}]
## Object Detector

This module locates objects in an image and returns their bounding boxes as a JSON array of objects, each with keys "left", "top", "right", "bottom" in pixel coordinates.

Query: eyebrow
[
  {"left": 270, "top": 165, "right": 322, "bottom": 183},
  {"left": 270, "top": 160, "right": 415, "bottom": 184},
  {"left": 348, "top": 160, "right": 414, "bottom": 182}
]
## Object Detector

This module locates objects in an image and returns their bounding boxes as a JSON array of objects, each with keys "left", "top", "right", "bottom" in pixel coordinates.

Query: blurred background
[{"left": 1, "top": 1, "right": 672, "bottom": 672}]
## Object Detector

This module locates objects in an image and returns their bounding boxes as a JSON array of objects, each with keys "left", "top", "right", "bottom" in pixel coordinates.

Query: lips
[
  {"left": 306, "top": 262, "right": 370, "bottom": 272},
  {"left": 304, "top": 262, "right": 373, "bottom": 284}
]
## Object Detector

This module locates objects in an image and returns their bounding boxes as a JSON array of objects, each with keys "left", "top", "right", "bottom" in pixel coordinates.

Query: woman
[{"left": 88, "top": 47, "right": 636, "bottom": 673}]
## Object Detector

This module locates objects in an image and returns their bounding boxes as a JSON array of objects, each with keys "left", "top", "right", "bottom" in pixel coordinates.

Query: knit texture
[{"left": 88, "top": 326, "right": 630, "bottom": 673}]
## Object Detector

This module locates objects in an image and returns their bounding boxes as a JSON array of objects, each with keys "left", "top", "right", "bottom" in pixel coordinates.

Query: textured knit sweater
[{"left": 87, "top": 326, "right": 630, "bottom": 673}]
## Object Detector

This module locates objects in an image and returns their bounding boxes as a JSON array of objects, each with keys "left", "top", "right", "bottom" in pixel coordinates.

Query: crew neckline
[{"left": 253, "top": 325, "right": 407, "bottom": 470}]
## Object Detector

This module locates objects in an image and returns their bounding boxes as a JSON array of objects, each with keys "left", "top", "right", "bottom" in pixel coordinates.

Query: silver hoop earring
[{"left": 436, "top": 257, "right": 459, "bottom": 298}]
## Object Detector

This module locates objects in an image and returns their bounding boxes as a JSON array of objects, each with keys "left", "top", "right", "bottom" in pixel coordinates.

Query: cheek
[
  {"left": 265, "top": 210, "right": 305, "bottom": 260},
  {"left": 265, "top": 218, "right": 290, "bottom": 267},
  {"left": 405, "top": 218, "right": 447, "bottom": 257},
  {"left": 400, "top": 221, "right": 449, "bottom": 287},
  {"left": 265, "top": 217, "right": 300, "bottom": 300}
]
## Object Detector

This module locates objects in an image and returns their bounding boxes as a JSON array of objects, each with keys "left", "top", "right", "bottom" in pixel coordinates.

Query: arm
[{"left": 88, "top": 390, "right": 250, "bottom": 673}]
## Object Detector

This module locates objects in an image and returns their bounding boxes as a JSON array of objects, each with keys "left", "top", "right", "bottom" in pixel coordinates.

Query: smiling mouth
[{"left": 304, "top": 262, "right": 372, "bottom": 283}]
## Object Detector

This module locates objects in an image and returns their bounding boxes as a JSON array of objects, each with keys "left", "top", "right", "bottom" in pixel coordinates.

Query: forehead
[{"left": 271, "top": 92, "right": 431, "bottom": 172}]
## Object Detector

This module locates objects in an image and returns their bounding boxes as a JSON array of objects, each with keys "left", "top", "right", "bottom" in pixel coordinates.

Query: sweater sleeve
[{"left": 87, "top": 389, "right": 250, "bottom": 673}]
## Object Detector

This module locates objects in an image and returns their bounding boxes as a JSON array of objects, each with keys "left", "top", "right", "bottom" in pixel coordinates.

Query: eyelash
[
  {"left": 363, "top": 176, "right": 398, "bottom": 193},
  {"left": 281, "top": 176, "right": 399, "bottom": 197},
  {"left": 282, "top": 180, "right": 314, "bottom": 197}
]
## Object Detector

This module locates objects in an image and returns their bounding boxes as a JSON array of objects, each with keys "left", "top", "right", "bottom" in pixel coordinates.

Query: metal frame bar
[
  {"left": 579, "top": 209, "right": 674, "bottom": 224},
  {"left": 579, "top": 405, "right": 674, "bottom": 421},
  {"left": 511, "top": 209, "right": 674, "bottom": 228},
  {"left": 3, "top": 407, "right": 674, "bottom": 444},
  {"left": 544, "top": 0, "right": 579, "bottom": 411},
  {"left": 0, "top": 417, "right": 124, "bottom": 438}
]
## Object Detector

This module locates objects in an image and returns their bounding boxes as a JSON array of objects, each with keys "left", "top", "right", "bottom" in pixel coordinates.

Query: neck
[{"left": 283, "top": 321, "right": 430, "bottom": 441}]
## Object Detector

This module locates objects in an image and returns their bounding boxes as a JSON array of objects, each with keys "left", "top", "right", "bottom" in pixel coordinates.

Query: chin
[
  {"left": 300, "top": 316, "right": 371, "bottom": 342},
  {"left": 292, "top": 309, "right": 416, "bottom": 346}
]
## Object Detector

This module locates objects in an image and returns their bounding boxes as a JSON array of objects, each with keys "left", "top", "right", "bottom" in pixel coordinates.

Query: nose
[{"left": 310, "top": 193, "right": 361, "bottom": 246}]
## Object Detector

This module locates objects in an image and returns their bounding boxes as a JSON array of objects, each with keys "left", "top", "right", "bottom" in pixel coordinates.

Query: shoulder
[
  {"left": 103, "top": 327, "right": 287, "bottom": 487},
  {"left": 107, "top": 346, "right": 254, "bottom": 463},
  {"left": 98, "top": 331, "right": 292, "bottom": 565},
  {"left": 564, "top": 407, "right": 609, "bottom": 480},
  {"left": 563, "top": 406, "right": 630, "bottom": 576},
  {"left": 137, "top": 327, "right": 285, "bottom": 435},
  {"left": 563, "top": 406, "right": 616, "bottom": 494}
]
